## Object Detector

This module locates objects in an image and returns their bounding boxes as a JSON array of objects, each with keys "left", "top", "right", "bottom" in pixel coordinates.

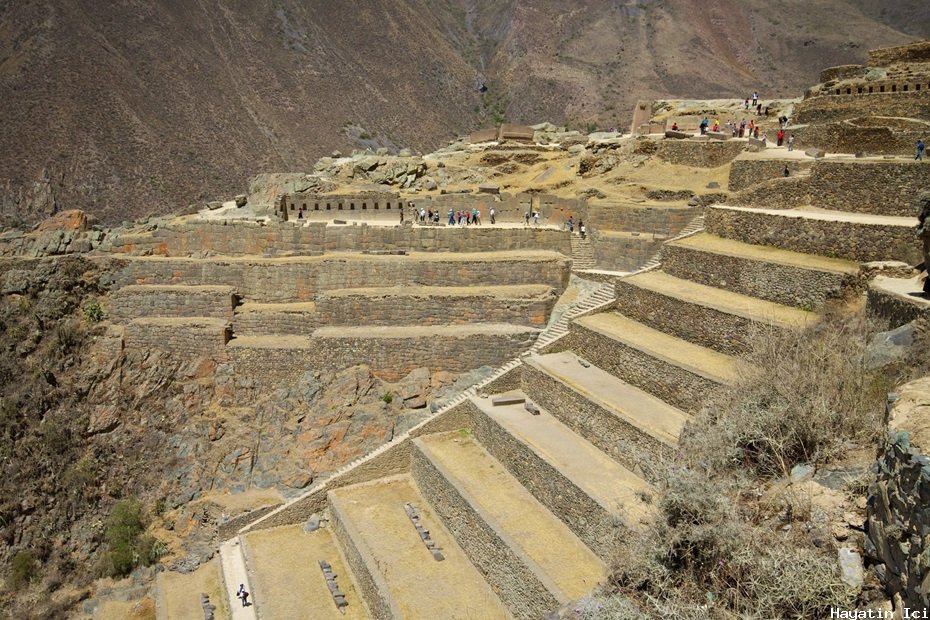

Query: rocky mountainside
[{"left": 0, "top": 0, "right": 927, "bottom": 225}]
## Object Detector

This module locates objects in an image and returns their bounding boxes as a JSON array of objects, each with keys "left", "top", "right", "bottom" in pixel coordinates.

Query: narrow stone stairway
[{"left": 570, "top": 234, "right": 596, "bottom": 270}]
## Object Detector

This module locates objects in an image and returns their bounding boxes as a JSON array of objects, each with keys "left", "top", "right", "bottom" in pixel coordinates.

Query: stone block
[
  {"left": 805, "top": 147, "right": 825, "bottom": 158},
  {"left": 664, "top": 130, "right": 690, "bottom": 139},
  {"left": 707, "top": 131, "right": 729, "bottom": 141}
]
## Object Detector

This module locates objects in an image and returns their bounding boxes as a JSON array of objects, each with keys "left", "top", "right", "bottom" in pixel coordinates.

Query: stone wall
[
  {"left": 868, "top": 41, "right": 930, "bottom": 66},
  {"left": 728, "top": 159, "right": 813, "bottom": 192},
  {"left": 866, "top": 278, "right": 930, "bottom": 329},
  {"left": 806, "top": 161, "right": 930, "bottom": 217},
  {"left": 227, "top": 326, "right": 539, "bottom": 383},
  {"left": 732, "top": 175, "right": 812, "bottom": 210},
  {"left": 108, "top": 221, "right": 572, "bottom": 257},
  {"left": 110, "top": 253, "right": 571, "bottom": 304},
  {"left": 590, "top": 232, "right": 666, "bottom": 272},
  {"left": 232, "top": 305, "right": 318, "bottom": 337},
  {"left": 705, "top": 206, "right": 918, "bottom": 263},
  {"left": 654, "top": 140, "right": 746, "bottom": 168},
  {"left": 123, "top": 318, "right": 230, "bottom": 360},
  {"left": 819, "top": 65, "right": 866, "bottom": 83},
  {"left": 789, "top": 122, "right": 926, "bottom": 157},
  {"left": 108, "top": 285, "right": 236, "bottom": 322},
  {"left": 662, "top": 241, "right": 858, "bottom": 309},
  {"left": 795, "top": 92, "right": 930, "bottom": 125},
  {"left": 865, "top": 376, "right": 930, "bottom": 612},
  {"left": 314, "top": 287, "right": 556, "bottom": 328},
  {"left": 585, "top": 203, "right": 698, "bottom": 234}
]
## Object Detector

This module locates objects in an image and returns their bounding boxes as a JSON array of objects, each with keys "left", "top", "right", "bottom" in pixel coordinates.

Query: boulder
[
  {"left": 865, "top": 323, "right": 915, "bottom": 370},
  {"left": 805, "top": 147, "right": 825, "bottom": 159},
  {"left": 36, "top": 209, "right": 93, "bottom": 232},
  {"left": 234, "top": 194, "right": 247, "bottom": 208}
]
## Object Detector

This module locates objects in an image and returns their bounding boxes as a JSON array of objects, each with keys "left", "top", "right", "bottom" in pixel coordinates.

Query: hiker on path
[
  {"left": 777, "top": 130, "right": 785, "bottom": 147},
  {"left": 787, "top": 135, "right": 795, "bottom": 151},
  {"left": 489, "top": 206, "right": 496, "bottom": 224},
  {"left": 236, "top": 584, "right": 250, "bottom": 607},
  {"left": 918, "top": 139, "right": 925, "bottom": 161},
  {"left": 579, "top": 220, "right": 586, "bottom": 240}
]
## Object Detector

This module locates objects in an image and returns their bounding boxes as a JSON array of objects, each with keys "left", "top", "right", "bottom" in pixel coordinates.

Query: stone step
[
  {"left": 412, "top": 432, "right": 606, "bottom": 618},
  {"left": 327, "top": 475, "right": 510, "bottom": 620},
  {"left": 705, "top": 204, "right": 917, "bottom": 263},
  {"left": 156, "top": 557, "right": 230, "bottom": 620},
  {"left": 240, "top": 524, "right": 369, "bottom": 620},
  {"left": 663, "top": 232, "right": 860, "bottom": 309},
  {"left": 522, "top": 351, "right": 690, "bottom": 478},
  {"left": 469, "top": 392, "right": 655, "bottom": 559},
  {"left": 614, "top": 270, "right": 815, "bottom": 355},
  {"left": 568, "top": 312, "right": 739, "bottom": 413}
]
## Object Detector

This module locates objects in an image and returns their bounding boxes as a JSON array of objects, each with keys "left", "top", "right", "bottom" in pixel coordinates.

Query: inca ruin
[{"left": 3, "top": 12, "right": 930, "bottom": 620}]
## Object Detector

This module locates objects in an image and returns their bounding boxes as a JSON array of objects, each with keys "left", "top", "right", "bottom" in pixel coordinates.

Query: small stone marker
[
  {"left": 492, "top": 395, "right": 526, "bottom": 406},
  {"left": 404, "top": 503, "right": 445, "bottom": 561},
  {"left": 319, "top": 560, "right": 349, "bottom": 613},
  {"left": 524, "top": 401, "right": 540, "bottom": 416},
  {"left": 200, "top": 593, "right": 216, "bottom": 620}
]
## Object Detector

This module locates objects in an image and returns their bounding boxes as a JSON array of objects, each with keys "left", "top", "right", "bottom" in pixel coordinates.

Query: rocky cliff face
[
  {"left": 0, "top": 0, "right": 924, "bottom": 226},
  {"left": 0, "top": 255, "right": 469, "bottom": 617}
]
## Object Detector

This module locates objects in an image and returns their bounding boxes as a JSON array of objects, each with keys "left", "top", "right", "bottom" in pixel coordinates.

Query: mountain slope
[{"left": 0, "top": 0, "right": 925, "bottom": 225}]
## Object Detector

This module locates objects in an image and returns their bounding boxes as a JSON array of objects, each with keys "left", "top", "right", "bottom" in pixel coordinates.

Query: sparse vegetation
[
  {"left": 83, "top": 300, "right": 105, "bottom": 322},
  {"left": 9, "top": 550, "right": 38, "bottom": 587},
  {"left": 100, "top": 499, "right": 163, "bottom": 578},
  {"left": 596, "top": 307, "right": 884, "bottom": 618},
  {"left": 381, "top": 392, "right": 393, "bottom": 404}
]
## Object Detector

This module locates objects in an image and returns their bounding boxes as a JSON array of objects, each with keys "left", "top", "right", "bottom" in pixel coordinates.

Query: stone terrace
[
  {"left": 103, "top": 221, "right": 574, "bottom": 381},
  {"left": 149, "top": 142, "right": 929, "bottom": 620}
]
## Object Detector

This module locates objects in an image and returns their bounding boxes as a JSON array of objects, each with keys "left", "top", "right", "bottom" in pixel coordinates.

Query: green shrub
[
  {"left": 381, "top": 392, "right": 393, "bottom": 404},
  {"left": 102, "top": 499, "right": 163, "bottom": 577},
  {"left": 10, "top": 550, "right": 37, "bottom": 587},
  {"left": 83, "top": 301, "right": 105, "bottom": 322}
]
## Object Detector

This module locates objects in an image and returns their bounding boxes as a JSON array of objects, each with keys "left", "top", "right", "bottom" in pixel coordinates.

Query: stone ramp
[
  {"left": 614, "top": 270, "right": 815, "bottom": 355},
  {"left": 469, "top": 391, "right": 654, "bottom": 557},
  {"left": 569, "top": 312, "right": 739, "bottom": 413},
  {"left": 327, "top": 475, "right": 511, "bottom": 620},
  {"left": 240, "top": 524, "right": 369, "bottom": 619},
  {"left": 412, "top": 432, "right": 606, "bottom": 618},
  {"left": 157, "top": 557, "right": 230, "bottom": 620},
  {"left": 523, "top": 351, "right": 690, "bottom": 476},
  {"left": 705, "top": 204, "right": 917, "bottom": 263},
  {"left": 663, "top": 232, "right": 859, "bottom": 309}
]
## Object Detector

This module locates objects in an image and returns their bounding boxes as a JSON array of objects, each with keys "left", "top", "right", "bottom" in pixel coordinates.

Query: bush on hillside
[
  {"left": 685, "top": 309, "right": 888, "bottom": 479},
  {"left": 100, "top": 499, "right": 163, "bottom": 577}
]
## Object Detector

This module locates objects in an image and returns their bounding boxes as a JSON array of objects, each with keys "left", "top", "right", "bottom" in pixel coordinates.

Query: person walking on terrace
[{"left": 918, "top": 139, "right": 925, "bottom": 161}]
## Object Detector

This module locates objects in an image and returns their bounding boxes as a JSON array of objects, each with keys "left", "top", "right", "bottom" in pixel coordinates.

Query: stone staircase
[{"left": 569, "top": 234, "right": 596, "bottom": 270}]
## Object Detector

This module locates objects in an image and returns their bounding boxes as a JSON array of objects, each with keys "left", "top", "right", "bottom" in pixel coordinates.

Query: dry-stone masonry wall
[
  {"left": 314, "top": 287, "right": 556, "bottom": 328},
  {"left": 655, "top": 140, "right": 746, "bottom": 168},
  {"left": 728, "top": 159, "right": 813, "bottom": 192},
  {"left": 806, "top": 161, "right": 930, "bottom": 217},
  {"left": 227, "top": 326, "right": 538, "bottom": 383},
  {"left": 108, "top": 285, "right": 236, "bottom": 322},
  {"left": 585, "top": 203, "right": 698, "bottom": 234},
  {"left": 110, "top": 254, "right": 571, "bottom": 304},
  {"left": 123, "top": 318, "right": 230, "bottom": 360},
  {"left": 109, "top": 222, "right": 571, "bottom": 257},
  {"left": 591, "top": 233, "right": 666, "bottom": 272},
  {"left": 705, "top": 206, "right": 917, "bottom": 263}
]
